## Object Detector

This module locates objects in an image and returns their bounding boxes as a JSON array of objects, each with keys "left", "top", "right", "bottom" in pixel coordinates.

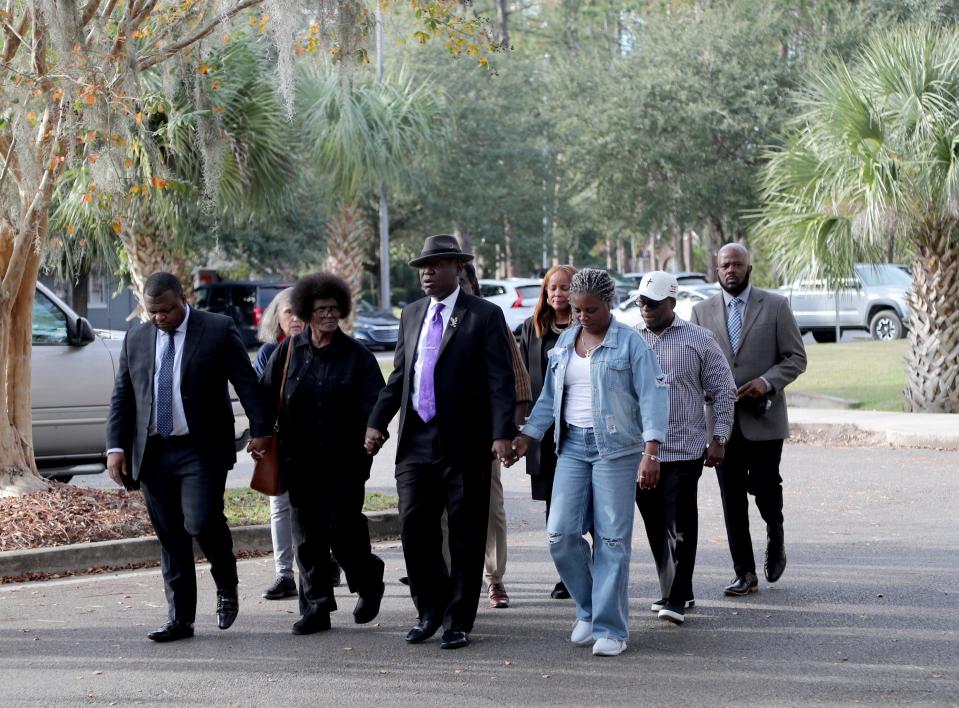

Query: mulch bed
[{"left": 0, "top": 485, "right": 153, "bottom": 552}]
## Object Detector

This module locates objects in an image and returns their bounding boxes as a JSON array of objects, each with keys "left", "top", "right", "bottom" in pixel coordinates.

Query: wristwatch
[{"left": 712, "top": 435, "right": 728, "bottom": 447}]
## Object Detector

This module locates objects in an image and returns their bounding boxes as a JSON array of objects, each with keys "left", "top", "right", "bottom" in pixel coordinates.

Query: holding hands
[{"left": 365, "top": 427, "right": 386, "bottom": 456}]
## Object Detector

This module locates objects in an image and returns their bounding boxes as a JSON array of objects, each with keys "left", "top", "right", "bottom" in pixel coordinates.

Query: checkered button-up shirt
[{"left": 636, "top": 317, "right": 736, "bottom": 462}]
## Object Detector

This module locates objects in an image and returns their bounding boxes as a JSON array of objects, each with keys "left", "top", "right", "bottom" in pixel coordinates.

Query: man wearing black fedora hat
[{"left": 366, "top": 234, "right": 517, "bottom": 650}]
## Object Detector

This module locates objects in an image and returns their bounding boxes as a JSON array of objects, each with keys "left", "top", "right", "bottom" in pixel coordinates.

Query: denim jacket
[{"left": 522, "top": 319, "right": 669, "bottom": 460}]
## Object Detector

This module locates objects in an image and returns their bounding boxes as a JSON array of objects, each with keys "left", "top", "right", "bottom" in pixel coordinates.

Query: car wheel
[
  {"left": 870, "top": 309, "right": 904, "bottom": 341},
  {"left": 812, "top": 330, "right": 837, "bottom": 343}
]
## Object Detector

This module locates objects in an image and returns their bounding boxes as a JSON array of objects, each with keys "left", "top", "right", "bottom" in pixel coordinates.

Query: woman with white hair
[
  {"left": 511, "top": 268, "right": 669, "bottom": 657},
  {"left": 254, "top": 288, "right": 312, "bottom": 601}
]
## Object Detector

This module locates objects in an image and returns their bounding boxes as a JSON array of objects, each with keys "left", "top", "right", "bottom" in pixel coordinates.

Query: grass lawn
[
  {"left": 794, "top": 339, "right": 909, "bottom": 411},
  {"left": 224, "top": 489, "right": 398, "bottom": 527}
]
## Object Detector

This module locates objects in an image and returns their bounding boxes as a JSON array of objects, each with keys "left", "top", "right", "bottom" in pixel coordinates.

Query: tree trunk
[
  {"left": 324, "top": 203, "right": 370, "bottom": 333},
  {"left": 904, "top": 229, "right": 959, "bottom": 412},
  {"left": 121, "top": 216, "right": 193, "bottom": 320},
  {"left": 71, "top": 264, "right": 90, "bottom": 318},
  {"left": 0, "top": 217, "right": 50, "bottom": 496},
  {"left": 497, "top": 0, "right": 510, "bottom": 47},
  {"left": 503, "top": 215, "right": 515, "bottom": 277}
]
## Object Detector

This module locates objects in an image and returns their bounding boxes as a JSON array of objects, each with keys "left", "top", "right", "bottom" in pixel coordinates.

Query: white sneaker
[
  {"left": 570, "top": 619, "right": 594, "bottom": 646},
  {"left": 592, "top": 638, "right": 627, "bottom": 656}
]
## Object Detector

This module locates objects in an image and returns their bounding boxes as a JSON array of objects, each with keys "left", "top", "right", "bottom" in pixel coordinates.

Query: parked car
[
  {"left": 31, "top": 282, "right": 250, "bottom": 482},
  {"left": 479, "top": 278, "right": 542, "bottom": 334},
  {"left": 353, "top": 300, "right": 400, "bottom": 350},
  {"left": 778, "top": 264, "right": 911, "bottom": 342},
  {"left": 194, "top": 280, "right": 291, "bottom": 348},
  {"left": 614, "top": 285, "right": 721, "bottom": 328}
]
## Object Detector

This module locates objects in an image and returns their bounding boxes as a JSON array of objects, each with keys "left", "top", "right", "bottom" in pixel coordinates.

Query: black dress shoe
[
  {"left": 765, "top": 545, "right": 787, "bottom": 583},
  {"left": 550, "top": 581, "right": 570, "bottom": 600},
  {"left": 148, "top": 621, "right": 194, "bottom": 643},
  {"left": 724, "top": 573, "right": 759, "bottom": 596},
  {"left": 292, "top": 607, "right": 331, "bottom": 635},
  {"left": 353, "top": 581, "right": 385, "bottom": 624},
  {"left": 405, "top": 619, "right": 441, "bottom": 644},
  {"left": 440, "top": 630, "right": 469, "bottom": 649},
  {"left": 262, "top": 575, "right": 297, "bottom": 600},
  {"left": 216, "top": 590, "right": 239, "bottom": 630},
  {"left": 399, "top": 576, "right": 410, "bottom": 586}
]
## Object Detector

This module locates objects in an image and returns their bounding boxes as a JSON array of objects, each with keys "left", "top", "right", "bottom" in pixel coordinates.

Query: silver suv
[
  {"left": 31, "top": 283, "right": 250, "bottom": 482},
  {"left": 778, "top": 264, "right": 911, "bottom": 342}
]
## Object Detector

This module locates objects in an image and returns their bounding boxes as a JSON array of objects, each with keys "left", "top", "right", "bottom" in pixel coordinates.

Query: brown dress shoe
[{"left": 488, "top": 583, "right": 510, "bottom": 608}]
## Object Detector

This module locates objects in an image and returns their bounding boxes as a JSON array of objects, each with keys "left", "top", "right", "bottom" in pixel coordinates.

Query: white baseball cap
[{"left": 638, "top": 271, "right": 679, "bottom": 301}]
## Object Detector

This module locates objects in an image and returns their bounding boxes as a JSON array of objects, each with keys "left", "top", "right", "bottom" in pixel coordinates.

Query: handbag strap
[{"left": 274, "top": 338, "right": 295, "bottom": 430}]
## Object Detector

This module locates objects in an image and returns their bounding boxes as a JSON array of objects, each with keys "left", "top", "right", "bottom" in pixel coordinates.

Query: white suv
[{"left": 478, "top": 278, "right": 542, "bottom": 334}]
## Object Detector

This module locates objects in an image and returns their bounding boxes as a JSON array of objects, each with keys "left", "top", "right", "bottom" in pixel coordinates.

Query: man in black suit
[
  {"left": 106, "top": 272, "right": 271, "bottom": 642},
  {"left": 365, "top": 235, "right": 517, "bottom": 650}
]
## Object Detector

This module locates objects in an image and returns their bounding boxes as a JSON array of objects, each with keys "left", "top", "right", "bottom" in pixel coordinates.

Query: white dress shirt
[
  {"left": 149, "top": 306, "right": 191, "bottom": 436},
  {"left": 107, "top": 307, "right": 192, "bottom": 455},
  {"left": 720, "top": 284, "right": 770, "bottom": 392},
  {"left": 411, "top": 287, "right": 460, "bottom": 414}
]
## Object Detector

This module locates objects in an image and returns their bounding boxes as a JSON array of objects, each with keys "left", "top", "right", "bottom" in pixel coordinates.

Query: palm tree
[
  {"left": 51, "top": 34, "right": 297, "bottom": 312},
  {"left": 295, "top": 68, "right": 446, "bottom": 328},
  {"left": 754, "top": 25, "right": 959, "bottom": 413}
]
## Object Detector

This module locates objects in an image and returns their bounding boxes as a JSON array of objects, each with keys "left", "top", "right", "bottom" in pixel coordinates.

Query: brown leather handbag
[{"left": 250, "top": 340, "right": 294, "bottom": 496}]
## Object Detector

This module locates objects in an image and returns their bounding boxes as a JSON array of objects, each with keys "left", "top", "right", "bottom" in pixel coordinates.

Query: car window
[
  {"left": 480, "top": 285, "right": 506, "bottom": 297},
  {"left": 33, "top": 290, "right": 69, "bottom": 345},
  {"left": 856, "top": 264, "right": 912, "bottom": 287},
  {"left": 207, "top": 286, "right": 230, "bottom": 311},
  {"left": 516, "top": 285, "right": 541, "bottom": 301},
  {"left": 257, "top": 286, "right": 287, "bottom": 307},
  {"left": 194, "top": 286, "right": 210, "bottom": 309}
]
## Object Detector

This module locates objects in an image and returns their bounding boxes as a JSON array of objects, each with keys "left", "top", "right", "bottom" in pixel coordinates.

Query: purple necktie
[{"left": 417, "top": 303, "right": 445, "bottom": 422}]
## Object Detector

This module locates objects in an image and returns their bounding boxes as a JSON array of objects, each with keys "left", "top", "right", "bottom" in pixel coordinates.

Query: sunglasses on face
[{"left": 639, "top": 297, "right": 667, "bottom": 309}]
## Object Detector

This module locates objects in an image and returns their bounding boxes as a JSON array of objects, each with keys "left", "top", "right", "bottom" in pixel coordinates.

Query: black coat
[
  {"left": 368, "top": 291, "right": 517, "bottom": 465},
  {"left": 263, "top": 328, "right": 384, "bottom": 483},
  {"left": 519, "top": 316, "right": 562, "bottom": 480},
  {"left": 106, "top": 309, "right": 270, "bottom": 479}
]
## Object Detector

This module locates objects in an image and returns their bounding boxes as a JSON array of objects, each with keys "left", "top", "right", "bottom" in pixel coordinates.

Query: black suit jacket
[
  {"left": 368, "top": 291, "right": 517, "bottom": 465},
  {"left": 106, "top": 309, "right": 270, "bottom": 479}
]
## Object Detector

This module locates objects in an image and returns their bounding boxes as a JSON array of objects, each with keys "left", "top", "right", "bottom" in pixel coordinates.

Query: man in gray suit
[
  {"left": 690, "top": 244, "right": 806, "bottom": 596},
  {"left": 106, "top": 272, "right": 271, "bottom": 642}
]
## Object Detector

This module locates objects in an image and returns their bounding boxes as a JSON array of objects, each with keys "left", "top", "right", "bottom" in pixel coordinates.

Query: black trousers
[
  {"left": 395, "top": 410, "right": 491, "bottom": 633},
  {"left": 139, "top": 435, "right": 236, "bottom": 625},
  {"left": 716, "top": 419, "right": 785, "bottom": 577},
  {"left": 287, "top": 468, "right": 384, "bottom": 616},
  {"left": 636, "top": 457, "right": 704, "bottom": 604}
]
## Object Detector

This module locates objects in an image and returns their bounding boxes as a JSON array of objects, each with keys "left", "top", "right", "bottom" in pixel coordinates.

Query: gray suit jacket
[
  {"left": 690, "top": 288, "right": 806, "bottom": 440},
  {"left": 106, "top": 309, "right": 270, "bottom": 479}
]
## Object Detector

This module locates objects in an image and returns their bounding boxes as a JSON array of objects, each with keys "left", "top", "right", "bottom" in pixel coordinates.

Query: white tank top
[{"left": 563, "top": 350, "right": 594, "bottom": 428}]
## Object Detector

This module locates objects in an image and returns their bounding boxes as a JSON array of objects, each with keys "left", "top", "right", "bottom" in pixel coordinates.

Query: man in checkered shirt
[{"left": 633, "top": 271, "right": 736, "bottom": 625}]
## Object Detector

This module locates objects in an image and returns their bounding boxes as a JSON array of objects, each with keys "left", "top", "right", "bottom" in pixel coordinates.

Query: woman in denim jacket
[{"left": 512, "top": 269, "right": 669, "bottom": 657}]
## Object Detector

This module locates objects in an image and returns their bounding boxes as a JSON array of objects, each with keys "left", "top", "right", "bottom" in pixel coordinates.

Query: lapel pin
[{"left": 449, "top": 316, "right": 459, "bottom": 328}]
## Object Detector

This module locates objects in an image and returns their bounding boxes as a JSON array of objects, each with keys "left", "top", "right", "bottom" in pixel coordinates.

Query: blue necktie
[
  {"left": 728, "top": 298, "right": 743, "bottom": 355},
  {"left": 156, "top": 331, "right": 176, "bottom": 437}
]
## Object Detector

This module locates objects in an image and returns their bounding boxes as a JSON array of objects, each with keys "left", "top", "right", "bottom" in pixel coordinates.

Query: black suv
[{"left": 194, "top": 280, "right": 290, "bottom": 348}]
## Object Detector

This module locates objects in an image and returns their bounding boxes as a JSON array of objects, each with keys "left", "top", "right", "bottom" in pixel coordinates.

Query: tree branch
[
  {"left": 2, "top": 10, "right": 30, "bottom": 63},
  {"left": 137, "top": 0, "right": 264, "bottom": 71},
  {"left": 80, "top": 0, "right": 103, "bottom": 28}
]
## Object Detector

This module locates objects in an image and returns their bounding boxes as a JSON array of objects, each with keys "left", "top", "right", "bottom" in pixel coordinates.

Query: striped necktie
[{"left": 727, "top": 297, "right": 743, "bottom": 355}]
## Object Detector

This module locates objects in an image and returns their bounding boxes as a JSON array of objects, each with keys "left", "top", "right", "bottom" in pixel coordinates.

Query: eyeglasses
[
  {"left": 639, "top": 297, "right": 667, "bottom": 309},
  {"left": 312, "top": 305, "right": 341, "bottom": 316}
]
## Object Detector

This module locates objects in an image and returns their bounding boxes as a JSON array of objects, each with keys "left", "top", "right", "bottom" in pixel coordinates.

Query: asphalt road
[{"left": 8, "top": 442, "right": 958, "bottom": 706}]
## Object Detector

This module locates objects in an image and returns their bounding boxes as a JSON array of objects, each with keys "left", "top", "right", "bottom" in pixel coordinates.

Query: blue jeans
[{"left": 547, "top": 425, "right": 640, "bottom": 641}]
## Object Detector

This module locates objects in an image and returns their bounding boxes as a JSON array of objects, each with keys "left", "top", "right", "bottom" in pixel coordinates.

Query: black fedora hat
[{"left": 408, "top": 234, "right": 474, "bottom": 267}]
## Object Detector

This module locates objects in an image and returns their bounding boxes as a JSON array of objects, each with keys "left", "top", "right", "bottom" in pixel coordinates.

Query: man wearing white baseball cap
[{"left": 634, "top": 271, "right": 736, "bottom": 624}]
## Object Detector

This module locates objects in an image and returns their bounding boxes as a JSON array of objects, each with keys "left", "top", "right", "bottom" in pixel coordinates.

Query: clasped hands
[{"left": 245, "top": 436, "right": 272, "bottom": 461}]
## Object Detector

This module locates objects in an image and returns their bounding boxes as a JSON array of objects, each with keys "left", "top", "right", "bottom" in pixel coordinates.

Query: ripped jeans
[{"left": 547, "top": 424, "right": 640, "bottom": 641}]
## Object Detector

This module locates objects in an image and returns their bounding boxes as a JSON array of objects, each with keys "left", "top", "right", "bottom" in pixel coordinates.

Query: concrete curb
[
  {"left": 0, "top": 509, "right": 400, "bottom": 580},
  {"left": 788, "top": 408, "right": 959, "bottom": 449}
]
